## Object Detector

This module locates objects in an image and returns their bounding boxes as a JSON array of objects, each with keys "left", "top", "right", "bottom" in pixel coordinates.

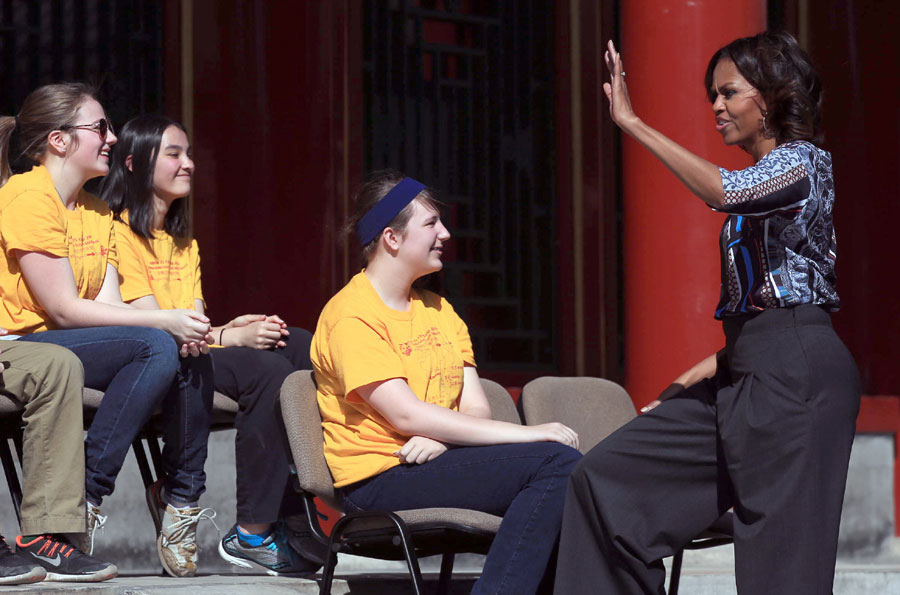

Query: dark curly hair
[{"left": 704, "top": 30, "right": 823, "bottom": 145}]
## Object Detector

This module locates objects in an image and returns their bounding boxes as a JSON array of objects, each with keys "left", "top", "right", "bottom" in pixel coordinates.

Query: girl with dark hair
[
  {"left": 101, "top": 114, "right": 323, "bottom": 576},
  {"left": 554, "top": 31, "right": 860, "bottom": 594},
  {"left": 310, "top": 170, "right": 582, "bottom": 595},
  {"left": 0, "top": 84, "right": 216, "bottom": 579}
]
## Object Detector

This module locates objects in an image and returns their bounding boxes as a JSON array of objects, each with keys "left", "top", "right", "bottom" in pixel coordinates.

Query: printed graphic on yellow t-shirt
[
  {"left": 397, "top": 325, "right": 466, "bottom": 409},
  {"left": 0, "top": 165, "right": 117, "bottom": 334},
  {"left": 114, "top": 211, "right": 203, "bottom": 311},
  {"left": 312, "top": 271, "right": 475, "bottom": 488}
]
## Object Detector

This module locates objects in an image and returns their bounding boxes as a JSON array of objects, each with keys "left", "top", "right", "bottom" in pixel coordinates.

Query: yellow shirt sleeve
[
  {"left": 328, "top": 317, "right": 407, "bottom": 402},
  {"left": 440, "top": 296, "right": 476, "bottom": 366},
  {"left": 114, "top": 221, "right": 154, "bottom": 302},
  {"left": 106, "top": 217, "right": 119, "bottom": 270},
  {"left": 0, "top": 192, "right": 68, "bottom": 258}
]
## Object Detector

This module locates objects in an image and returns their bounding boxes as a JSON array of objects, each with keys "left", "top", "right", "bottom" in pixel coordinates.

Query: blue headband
[{"left": 356, "top": 177, "right": 426, "bottom": 246}]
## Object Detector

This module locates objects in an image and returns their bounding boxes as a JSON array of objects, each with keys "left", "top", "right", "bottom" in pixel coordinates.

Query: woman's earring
[{"left": 761, "top": 110, "right": 770, "bottom": 134}]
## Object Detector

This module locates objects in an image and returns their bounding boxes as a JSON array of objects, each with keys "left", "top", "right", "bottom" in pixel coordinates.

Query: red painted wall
[
  {"left": 805, "top": 1, "right": 900, "bottom": 395},
  {"left": 188, "top": 1, "right": 361, "bottom": 332},
  {"left": 175, "top": 0, "right": 899, "bottom": 399},
  {"left": 621, "top": 0, "right": 767, "bottom": 405}
]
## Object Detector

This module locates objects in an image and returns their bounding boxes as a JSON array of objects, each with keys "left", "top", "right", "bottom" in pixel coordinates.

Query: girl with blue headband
[{"left": 310, "top": 170, "right": 582, "bottom": 595}]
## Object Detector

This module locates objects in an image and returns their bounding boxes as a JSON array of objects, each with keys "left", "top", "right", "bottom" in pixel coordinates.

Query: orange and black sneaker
[
  {"left": 15, "top": 534, "right": 117, "bottom": 582},
  {"left": 0, "top": 534, "right": 44, "bottom": 585}
]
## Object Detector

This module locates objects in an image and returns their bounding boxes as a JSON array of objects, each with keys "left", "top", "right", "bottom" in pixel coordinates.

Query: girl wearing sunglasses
[
  {"left": 0, "top": 83, "right": 216, "bottom": 578},
  {"left": 100, "top": 114, "right": 324, "bottom": 576}
]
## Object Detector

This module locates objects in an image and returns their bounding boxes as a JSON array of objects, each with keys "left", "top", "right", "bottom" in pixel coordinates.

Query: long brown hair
[{"left": 0, "top": 82, "right": 97, "bottom": 186}]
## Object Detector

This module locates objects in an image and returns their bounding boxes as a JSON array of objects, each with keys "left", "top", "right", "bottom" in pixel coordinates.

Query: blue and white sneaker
[{"left": 218, "top": 523, "right": 320, "bottom": 576}]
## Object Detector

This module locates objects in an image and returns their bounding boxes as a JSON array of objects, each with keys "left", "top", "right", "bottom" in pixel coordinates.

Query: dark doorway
[{"left": 363, "top": 0, "right": 558, "bottom": 374}]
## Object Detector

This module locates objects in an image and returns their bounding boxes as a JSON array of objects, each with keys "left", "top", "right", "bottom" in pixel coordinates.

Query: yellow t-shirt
[
  {"left": 311, "top": 271, "right": 476, "bottom": 488},
  {"left": 0, "top": 165, "right": 118, "bottom": 334},
  {"left": 114, "top": 211, "right": 203, "bottom": 310}
]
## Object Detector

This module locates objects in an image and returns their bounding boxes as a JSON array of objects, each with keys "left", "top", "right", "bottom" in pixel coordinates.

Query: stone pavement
[
  {"left": 2, "top": 431, "right": 898, "bottom": 592},
  {"left": 0, "top": 573, "right": 477, "bottom": 594},
  {"left": 4, "top": 545, "right": 900, "bottom": 594}
]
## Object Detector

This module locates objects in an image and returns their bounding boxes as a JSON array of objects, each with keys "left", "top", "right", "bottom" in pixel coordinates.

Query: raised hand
[{"left": 602, "top": 39, "right": 639, "bottom": 129}]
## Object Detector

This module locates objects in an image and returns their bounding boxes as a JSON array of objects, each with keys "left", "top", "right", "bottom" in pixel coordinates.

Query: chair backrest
[
  {"left": 279, "top": 372, "right": 523, "bottom": 511},
  {"left": 521, "top": 376, "right": 636, "bottom": 454},
  {"left": 279, "top": 370, "right": 341, "bottom": 510},
  {"left": 481, "top": 378, "right": 521, "bottom": 424}
]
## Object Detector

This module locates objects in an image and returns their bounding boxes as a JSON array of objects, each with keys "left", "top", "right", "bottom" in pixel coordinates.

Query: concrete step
[
  {"left": 2, "top": 432, "right": 897, "bottom": 592},
  {"left": 6, "top": 543, "right": 900, "bottom": 595},
  {"left": 0, "top": 573, "right": 478, "bottom": 594},
  {"left": 3, "top": 566, "right": 900, "bottom": 595}
]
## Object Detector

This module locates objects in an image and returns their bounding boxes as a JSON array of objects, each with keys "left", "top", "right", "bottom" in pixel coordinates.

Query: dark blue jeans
[
  {"left": 339, "top": 442, "right": 581, "bottom": 595},
  {"left": 21, "top": 326, "right": 214, "bottom": 504}
]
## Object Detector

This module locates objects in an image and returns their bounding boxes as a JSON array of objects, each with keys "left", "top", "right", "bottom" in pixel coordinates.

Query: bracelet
[{"left": 218, "top": 328, "right": 225, "bottom": 346}]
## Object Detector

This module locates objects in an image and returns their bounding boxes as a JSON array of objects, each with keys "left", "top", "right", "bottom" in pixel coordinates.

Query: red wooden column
[{"left": 621, "top": 1, "right": 766, "bottom": 406}]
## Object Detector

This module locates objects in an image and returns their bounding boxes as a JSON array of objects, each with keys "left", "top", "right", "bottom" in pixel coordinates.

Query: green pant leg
[{"left": 1, "top": 341, "right": 86, "bottom": 534}]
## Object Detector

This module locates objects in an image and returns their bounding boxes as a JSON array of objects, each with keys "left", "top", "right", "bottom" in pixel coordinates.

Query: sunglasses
[{"left": 62, "top": 118, "right": 114, "bottom": 139}]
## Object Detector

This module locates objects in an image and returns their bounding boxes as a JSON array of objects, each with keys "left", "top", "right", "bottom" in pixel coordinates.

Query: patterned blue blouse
[{"left": 714, "top": 140, "right": 839, "bottom": 318}]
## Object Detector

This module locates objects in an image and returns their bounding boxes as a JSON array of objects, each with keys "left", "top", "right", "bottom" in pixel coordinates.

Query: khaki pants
[{"left": 1, "top": 341, "right": 85, "bottom": 534}]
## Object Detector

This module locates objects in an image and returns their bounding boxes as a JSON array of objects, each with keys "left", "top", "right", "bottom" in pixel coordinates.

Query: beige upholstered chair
[
  {"left": 520, "top": 376, "right": 733, "bottom": 595},
  {"left": 520, "top": 376, "right": 635, "bottom": 454},
  {"left": 279, "top": 370, "right": 519, "bottom": 595}
]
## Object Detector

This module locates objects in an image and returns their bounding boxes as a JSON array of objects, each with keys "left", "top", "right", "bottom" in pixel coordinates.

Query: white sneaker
[
  {"left": 157, "top": 504, "right": 217, "bottom": 577},
  {"left": 84, "top": 502, "right": 107, "bottom": 555}
]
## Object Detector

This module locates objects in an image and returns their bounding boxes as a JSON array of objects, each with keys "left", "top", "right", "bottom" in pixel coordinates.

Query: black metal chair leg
[
  {"left": 146, "top": 435, "right": 164, "bottom": 477},
  {"left": 319, "top": 528, "right": 342, "bottom": 595},
  {"left": 388, "top": 522, "right": 425, "bottom": 594},
  {"left": 12, "top": 432, "right": 23, "bottom": 464},
  {"left": 131, "top": 438, "right": 155, "bottom": 488},
  {"left": 669, "top": 550, "right": 684, "bottom": 595},
  {"left": 0, "top": 437, "right": 23, "bottom": 528},
  {"left": 324, "top": 512, "right": 426, "bottom": 595},
  {"left": 437, "top": 552, "right": 456, "bottom": 595}
]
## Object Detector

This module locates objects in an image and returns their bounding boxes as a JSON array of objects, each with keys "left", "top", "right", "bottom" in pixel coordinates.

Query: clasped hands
[{"left": 180, "top": 313, "right": 290, "bottom": 358}]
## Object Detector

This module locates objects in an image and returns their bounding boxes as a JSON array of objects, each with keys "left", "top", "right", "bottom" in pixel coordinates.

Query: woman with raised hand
[
  {"left": 101, "top": 114, "right": 323, "bottom": 576},
  {"left": 0, "top": 83, "right": 215, "bottom": 579},
  {"left": 310, "top": 171, "right": 582, "bottom": 595},
  {"left": 554, "top": 31, "right": 860, "bottom": 594}
]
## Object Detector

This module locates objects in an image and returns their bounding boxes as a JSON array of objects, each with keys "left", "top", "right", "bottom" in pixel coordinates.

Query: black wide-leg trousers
[{"left": 554, "top": 305, "right": 861, "bottom": 594}]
